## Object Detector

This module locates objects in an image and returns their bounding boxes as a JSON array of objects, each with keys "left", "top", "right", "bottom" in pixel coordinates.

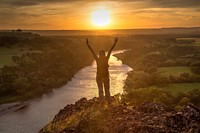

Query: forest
[{"left": 0, "top": 32, "right": 94, "bottom": 104}]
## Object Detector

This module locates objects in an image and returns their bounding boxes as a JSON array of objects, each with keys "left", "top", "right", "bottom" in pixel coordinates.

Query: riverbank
[
  {"left": 0, "top": 50, "right": 131, "bottom": 133},
  {"left": 0, "top": 101, "right": 29, "bottom": 116},
  {"left": 0, "top": 33, "right": 95, "bottom": 105},
  {"left": 40, "top": 96, "right": 200, "bottom": 133},
  {"left": 0, "top": 50, "right": 129, "bottom": 113}
]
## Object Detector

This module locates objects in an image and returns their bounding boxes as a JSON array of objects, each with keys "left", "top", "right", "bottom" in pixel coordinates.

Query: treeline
[
  {"left": 122, "top": 86, "right": 200, "bottom": 109},
  {"left": 0, "top": 31, "right": 40, "bottom": 47},
  {"left": 124, "top": 71, "right": 200, "bottom": 89}
]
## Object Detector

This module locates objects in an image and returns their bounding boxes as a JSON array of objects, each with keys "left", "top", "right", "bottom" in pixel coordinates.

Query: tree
[{"left": 16, "top": 29, "right": 22, "bottom": 32}]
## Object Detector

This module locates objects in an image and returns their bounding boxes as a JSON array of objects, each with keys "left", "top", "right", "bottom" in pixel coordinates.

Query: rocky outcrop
[{"left": 40, "top": 97, "right": 200, "bottom": 133}]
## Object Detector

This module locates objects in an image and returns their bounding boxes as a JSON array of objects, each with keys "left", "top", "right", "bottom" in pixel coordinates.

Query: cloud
[
  {"left": 0, "top": 0, "right": 200, "bottom": 8},
  {"left": 0, "top": 0, "right": 83, "bottom": 7},
  {"left": 0, "top": 0, "right": 200, "bottom": 29},
  {"left": 147, "top": 0, "right": 200, "bottom": 8},
  {"left": 0, "top": 21, "right": 57, "bottom": 30}
]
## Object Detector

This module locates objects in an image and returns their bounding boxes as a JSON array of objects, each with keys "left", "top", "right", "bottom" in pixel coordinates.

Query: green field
[
  {"left": 0, "top": 54, "right": 16, "bottom": 68},
  {"left": 176, "top": 38, "right": 197, "bottom": 40},
  {"left": 155, "top": 83, "right": 200, "bottom": 95},
  {"left": 0, "top": 47, "right": 41, "bottom": 68},
  {"left": 191, "top": 38, "right": 200, "bottom": 46},
  {"left": 157, "top": 66, "right": 193, "bottom": 76},
  {"left": 176, "top": 38, "right": 200, "bottom": 46},
  {"left": 0, "top": 47, "right": 20, "bottom": 68}
]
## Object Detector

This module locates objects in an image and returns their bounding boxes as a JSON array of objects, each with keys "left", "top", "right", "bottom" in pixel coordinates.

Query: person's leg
[
  {"left": 104, "top": 77, "right": 111, "bottom": 104},
  {"left": 96, "top": 76, "right": 104, "bottom": 102}
]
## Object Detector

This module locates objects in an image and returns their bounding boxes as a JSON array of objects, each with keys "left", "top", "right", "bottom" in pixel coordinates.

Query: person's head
[{"left": 99, "top": 50, "right": 105, "bottom": 57}]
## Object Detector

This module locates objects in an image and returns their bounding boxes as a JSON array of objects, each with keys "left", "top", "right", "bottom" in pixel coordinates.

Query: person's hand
[
  {"left": 86, "top": 38, "right": 89, "bottom": 45},
  {"left": 114, "top": 37, "right": 118, "bottom": 44}
]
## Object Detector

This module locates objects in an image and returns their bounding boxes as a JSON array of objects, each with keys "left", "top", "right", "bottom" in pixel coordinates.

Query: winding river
[{"left": 0, "top": 50, "right": 132, "bottom": 133}]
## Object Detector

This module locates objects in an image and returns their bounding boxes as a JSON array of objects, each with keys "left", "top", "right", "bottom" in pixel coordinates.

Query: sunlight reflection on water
[{"left": 0, "top": 50, "right": 132, "bottom": 133}]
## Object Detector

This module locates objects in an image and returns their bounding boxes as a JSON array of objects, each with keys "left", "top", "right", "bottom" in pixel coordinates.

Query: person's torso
[{"left": 96, "top": 57, "right": 109, "bottom": 78}]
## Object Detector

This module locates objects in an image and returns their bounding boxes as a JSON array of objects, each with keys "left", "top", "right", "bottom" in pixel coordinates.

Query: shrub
[
  {"left": 174, "top": 105, "right": 182, "bottom": 111},
  {"left": 174, "top": 89, "right": 200, "bottom": 107},
  {"left": 191, "top": 67, "right": 200, "bottom": 75},
  {"left": 147, "top": 66, "right": 157, "bottom": 74},
  {"left": 179, "top": 97, "right": 190, "bottom": 106},
  {"left": 187, "top": 89, "right": 200, "bottom": 106},
  {"left": 123, "top": 87, "right": 174, "bottom": 106}
]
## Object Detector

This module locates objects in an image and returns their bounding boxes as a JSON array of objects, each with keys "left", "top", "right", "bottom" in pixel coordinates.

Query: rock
[
  {"left": 138, "top": 101, "right": 166, "bottom": 114},
  {"left": 181, "top": 103, "right": 200, "bottom": 121},
  {"left": 40, "top": 97, "right": 200, "bottom": 133}
]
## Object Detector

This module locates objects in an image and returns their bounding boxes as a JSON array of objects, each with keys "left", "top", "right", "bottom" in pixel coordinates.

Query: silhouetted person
[{"left": 86, "top": 37, "right": 118, "bottom": 104}]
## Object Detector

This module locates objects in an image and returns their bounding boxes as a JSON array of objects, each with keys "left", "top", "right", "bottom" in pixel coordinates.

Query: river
[{"left": 0, "top": 50, "right": 132, "bottom": 133}]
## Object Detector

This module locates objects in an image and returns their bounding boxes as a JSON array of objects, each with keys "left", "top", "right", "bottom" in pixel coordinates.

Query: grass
[
  {"left": 157, "top": 66, "right": 193, "bottom": 76},
  {"left": 190, "top": 38, "right": 200, "bottom": 46},
  {"left": 176, "top": 38, "right": 197, "bottom": 41},
  {"left": 154, "top": 83, "right": 200, "bottom": 95},
  {"left": 0, "top": 47, "right": 20, "bottom": 68},
  {"left": 0, "top": 46, "right": 21, "bottom": 68},
  {"left": 0, "top": 46, "right": 42, "bottom": 68},
  {"left": 176, "top": 38, "right": 200, "bottom": 46},
  {"left": 0, "top": 54, "right": 16, "bottom": 68},
  {"left": 155, "top": 66, "right": 200, "bottom": 96}
]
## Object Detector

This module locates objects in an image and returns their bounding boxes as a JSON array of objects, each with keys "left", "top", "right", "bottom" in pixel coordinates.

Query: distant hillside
[
  {"left": 0, "top": 31, "right": 39, "bottom": 39},
  {"left": 22, "top": 27, "right": 200, "bottom": 36}
]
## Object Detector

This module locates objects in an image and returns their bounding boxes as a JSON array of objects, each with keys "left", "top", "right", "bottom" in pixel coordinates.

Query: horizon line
[{"left": 1, "top": 26, "right": 200, "bottom": 31}]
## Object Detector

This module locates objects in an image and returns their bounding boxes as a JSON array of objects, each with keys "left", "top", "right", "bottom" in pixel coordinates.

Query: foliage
[
  {"left": 0, "top": 36, "right": 20, "bottom": 47},
  {"left": 118, "top": 35, "right": 200, "bottom": 107},
  {"left": 124, "top": 70, "right": 169, "bottom": 90},
  {"left": 166, "top": 45, "right": 197, "bottom": 57},
  {"left": 0, "top": 35, "right": 93, "bottom": 103},
  {"left": 157, "top": 67, "right": 193, "bottom": 76},
  {"left": 122, "top": 87, "right": 174, "bottom": 106},
  {"left": 174, "top": 89, "right": 200, "bottom": 106},
  {"left": 190, "top": 61, "right": 200, "bottom": 75},
  {"left": 174, "top": 105, "right": 182, "bottom": 110},
  {"left": 179, "top": 97, "right": 190, "bottom": 106}
]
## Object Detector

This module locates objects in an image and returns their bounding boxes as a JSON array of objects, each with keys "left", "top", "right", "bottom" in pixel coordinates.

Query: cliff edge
[{"left": 40, "top": 96, "right": 200, "bottom": 133}]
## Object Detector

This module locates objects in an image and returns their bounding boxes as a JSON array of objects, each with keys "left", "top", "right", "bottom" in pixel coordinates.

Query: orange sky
[{"left": 0, "top": 0, "right": 200, "bottom": 30}]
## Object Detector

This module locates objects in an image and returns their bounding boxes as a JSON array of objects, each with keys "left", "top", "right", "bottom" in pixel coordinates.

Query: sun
[{"left": 91, "top": 9, "right": 110, "bottom": 27}]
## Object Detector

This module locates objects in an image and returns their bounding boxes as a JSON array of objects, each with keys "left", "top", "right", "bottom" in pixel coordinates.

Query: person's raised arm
[
  {"left": 86, "top": 39, "right": 98, "bottom": 60},
  {"left": 107, "top": 37, "right": 118, "bottom": 58}
]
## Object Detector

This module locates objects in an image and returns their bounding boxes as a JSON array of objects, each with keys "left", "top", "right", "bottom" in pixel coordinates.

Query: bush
[
  {"left": 147, "top": 66, "right": 157, "bottom": 74},
  {"left": 124, "top": 71, "right": 169, "bottom": 90},
  {"left": 168, "top": 73, "right": 199, "bottom": 83},
  {"left": 122, "top": 87, "right": 174, "bottom": 106},
  {"left": 174, "top": 89, "right": 200, "bottom": 106},
  {"left": 187, "top": 89, "right": 200, "bottom": 106},
  {"left": 179, "top": 97, "right": 190, "bottom": 106},
  {"left": 174, "top": 105, "right": 182, "bottom": 111},
  {"left": 191, "top": 67, "right": 200, "bottom": 75}
]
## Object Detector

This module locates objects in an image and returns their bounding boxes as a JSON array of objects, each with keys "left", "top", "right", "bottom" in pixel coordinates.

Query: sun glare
[{"left": 91, "top": 9, "right": 110, "bottom": 27}]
